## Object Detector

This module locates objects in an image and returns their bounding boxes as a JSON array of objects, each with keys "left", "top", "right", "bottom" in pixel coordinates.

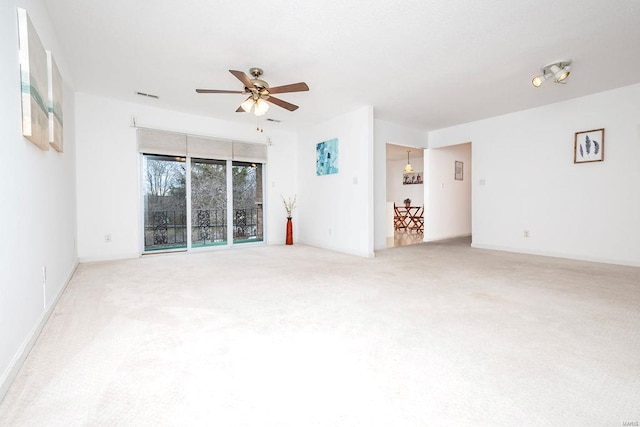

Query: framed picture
[
  {"left": 17, "top": 8, "right": 49, "bottom": 150},
  {"left": 403, "top": 172, "right": 423, "bottom": 185},
  {"left": 454, "top": 161, "right": 463, "bottom": 180},
  {"left": 574, "top": 128, "right": 604, "bottom": 163},
  {"left": 316, "top": 138, "right": 338, "bottom": 175},
  {"left": 47, "top": 51, "right": 63, "bottom": 152}
]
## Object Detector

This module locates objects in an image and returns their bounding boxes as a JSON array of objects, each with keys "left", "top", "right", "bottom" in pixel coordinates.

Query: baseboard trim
[
  {"left": 297, "top": 240, "right": 374, "bottom": 258},
  {"left": 471, "top": 243, "right": 640, "bottom": 267},
  {"left": 423, "top": 233, "right": 472, "bottom": 243},
  {"left": 0, "top": 261, "right": 79, "bottom": 403},
  {"left": 78, "top": 252, "right": 140, "bottom": 263}
]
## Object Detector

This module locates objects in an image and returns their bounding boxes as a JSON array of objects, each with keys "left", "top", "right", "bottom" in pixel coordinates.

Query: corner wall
[
  {"left": 0, "top": 0, "right": 78, "bottom": 400},
  {"left": 429, "top": 84, "right": 640, "bottom": 266}
]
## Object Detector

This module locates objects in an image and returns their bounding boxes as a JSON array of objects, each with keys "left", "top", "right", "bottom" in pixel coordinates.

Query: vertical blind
[{"left": 137, "top": 128, "right": 268, "bottom": 163}]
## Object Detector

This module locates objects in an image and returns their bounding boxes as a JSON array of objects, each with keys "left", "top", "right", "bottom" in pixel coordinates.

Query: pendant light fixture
[{"left": 404, "top": 150, "right": 414, "bottom": 173}]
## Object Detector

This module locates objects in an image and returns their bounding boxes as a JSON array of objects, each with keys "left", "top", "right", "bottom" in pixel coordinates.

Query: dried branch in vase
[{"left": 281, "top": 194, "right": 297, "bottom": 218}]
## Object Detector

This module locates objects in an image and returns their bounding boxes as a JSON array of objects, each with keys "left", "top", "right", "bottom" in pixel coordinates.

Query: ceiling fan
[{"left": 196, "top": 67, "right": 309, "bottom": 116}]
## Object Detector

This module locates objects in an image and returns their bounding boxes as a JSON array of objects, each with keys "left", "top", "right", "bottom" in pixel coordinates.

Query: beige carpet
[{"left": 1, "top": 238, "right": 639, "bottom": 426}]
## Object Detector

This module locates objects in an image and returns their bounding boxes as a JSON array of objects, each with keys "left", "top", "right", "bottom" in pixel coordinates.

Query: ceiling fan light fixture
[
  {"left": 240, "top": 97, "right": 255, "bottom": 113},
  {"left": 254, "top": 98, "right": 269, "bottom": 116}
]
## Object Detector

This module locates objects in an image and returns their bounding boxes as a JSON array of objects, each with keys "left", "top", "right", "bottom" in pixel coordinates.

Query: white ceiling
[
  {"left": 43, "top": 0, "right": 640, "bottom": 133},
  {"left": 387, "top": 143, "right": 423, "bottom": 162}
]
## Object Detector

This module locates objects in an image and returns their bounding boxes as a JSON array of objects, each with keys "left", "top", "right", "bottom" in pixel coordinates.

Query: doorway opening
[{"left": 385, "top": 143, "right": 425, "bottom": 248}]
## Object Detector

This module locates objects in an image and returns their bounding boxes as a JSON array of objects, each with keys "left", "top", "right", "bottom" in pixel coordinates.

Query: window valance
[{"left": 137, "top": 128, "right": 267, "bottom": 163}]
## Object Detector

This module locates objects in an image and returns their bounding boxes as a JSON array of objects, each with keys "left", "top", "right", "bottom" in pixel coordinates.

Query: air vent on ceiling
[
  {"left": 136, "top": 91, "right": 159, "bottom": 99},
  {"left": 266, "top": 118, "right": 281, "bottom": 122}
]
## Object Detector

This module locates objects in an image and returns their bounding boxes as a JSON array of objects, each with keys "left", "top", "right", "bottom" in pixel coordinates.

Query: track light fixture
[{"left": 532, "top": 59, "right": 572, "bottom": 87}]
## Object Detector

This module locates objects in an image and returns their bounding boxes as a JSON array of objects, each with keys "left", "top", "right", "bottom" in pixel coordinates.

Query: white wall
[
  {"left": 0, "top": 0, "right": 77, "bottom": 399},
  {"left": 373, "top": 120, "right": 428, "bottom": 250},
  {"left": 75, "top": 92, "right": 298, "bottom": 261},
  {"left": 429, "top": 84, "right": 640, "bottom": 266},
  {"left": 297, "top": 106, "right": 374, "bottom": 257},
  {"left": 424, "top": 143, "right": 472, "bottom": 241},
  {"left": 386, "top": 157, "right": 425, "bottom": 207}
]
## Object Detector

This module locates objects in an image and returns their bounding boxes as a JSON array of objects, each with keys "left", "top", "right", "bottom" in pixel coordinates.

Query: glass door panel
[
  {"left": 232, "top": 162, "right": 263, "bottom": 243},
  {"left": 191, "top": 158, "right": 227, "bottom": 247},
  {"left": 143, "top": 155, "right": 187, "bottom": 252}
]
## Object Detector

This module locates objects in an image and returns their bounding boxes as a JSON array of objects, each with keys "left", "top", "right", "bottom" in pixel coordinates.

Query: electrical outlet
[
  {"left": 523, "top": 230, "right": 530, "bottom": 238},
  {"left": 105, "top": 234, "right": 112, "bottom": 242}
]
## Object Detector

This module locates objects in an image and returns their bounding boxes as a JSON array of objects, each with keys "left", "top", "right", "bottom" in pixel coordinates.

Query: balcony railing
[{"left": 144, "top": 207, "right": 263, "bottom": 251}]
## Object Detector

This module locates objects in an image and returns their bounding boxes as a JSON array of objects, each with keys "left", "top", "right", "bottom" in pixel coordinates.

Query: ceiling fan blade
[
  {"left": 196, "top": 89, "right": 246, "bottom": 94},
  {"left": 235, "top": 105, "right": 245, "bottom": 113},
  {"left": 229, "top": 70, "right": 256, "bottom": 89},
  {"left": 266, "top": 96, "right": 299, "bottom": 111},
  {"left": 266, "top": 82, "right": 309, "bottom": 94}
]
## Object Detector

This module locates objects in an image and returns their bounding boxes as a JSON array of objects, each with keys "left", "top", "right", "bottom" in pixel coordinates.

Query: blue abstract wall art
[{"left": 316, "top": 138, "right": 339, "bottom": 175}]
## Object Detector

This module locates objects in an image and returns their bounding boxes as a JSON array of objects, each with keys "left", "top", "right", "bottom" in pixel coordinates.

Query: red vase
[{"left": 286, "top": 217, "right": 293, "bottom": 245}]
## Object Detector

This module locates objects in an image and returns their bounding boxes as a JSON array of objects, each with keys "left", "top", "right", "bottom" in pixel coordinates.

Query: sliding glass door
[
  {"left": 142, "top": 155, "right": 263, "bottom": 253},
  {"left": 232, "top": 162, "right": 264, "bottom": 243},
  {"left": 143, "top": 155, "right": 187, "bottom": 252},
  {"left": 191, "top": 158, "right": 227, "bottom": 247}
]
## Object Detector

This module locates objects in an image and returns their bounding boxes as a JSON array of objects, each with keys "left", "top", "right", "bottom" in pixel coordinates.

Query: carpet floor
[{"left": 1, "top": 238, "right": 639, "bottom": 426}]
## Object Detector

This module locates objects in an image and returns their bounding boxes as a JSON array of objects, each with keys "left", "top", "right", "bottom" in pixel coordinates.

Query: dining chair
[
  {"left": 393, "top": 202, "right": 407, "bottom": 230},
  {"left": 413, "top": 206, "right": 424, "bottom": 234}
]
